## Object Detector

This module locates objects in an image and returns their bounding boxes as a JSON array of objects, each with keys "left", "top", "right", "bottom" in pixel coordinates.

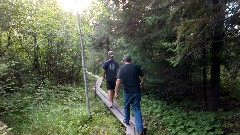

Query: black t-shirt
[
  {"left": 117, "top": 63, "right": 144, "bottom": 94},
  {"left": 103, "top": 59, "right": 119, "bottom": 82}
]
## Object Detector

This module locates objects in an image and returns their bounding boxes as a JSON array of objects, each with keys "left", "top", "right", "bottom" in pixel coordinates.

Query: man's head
[
  {"left": 108, "top": 51, "right": 114, "bottom": 58},
  {"left": 122, "top": 54, "right": 132, "bottom": 62}
]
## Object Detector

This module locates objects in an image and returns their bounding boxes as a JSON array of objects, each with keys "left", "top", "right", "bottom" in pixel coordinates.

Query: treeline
[
  {"left": 0, "top": 0, "right": 90, "bottom": 91},
  {"left": 1, "top": 0, "right": 240, "bottom": 112},
  {"left": 87, "top": 0, "right": 240, "bottom": 111}
]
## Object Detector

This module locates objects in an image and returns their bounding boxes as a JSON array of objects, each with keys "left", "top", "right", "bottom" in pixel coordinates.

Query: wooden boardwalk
[{"left": 89, "top": 73, "right": 139, "bottom": 135}]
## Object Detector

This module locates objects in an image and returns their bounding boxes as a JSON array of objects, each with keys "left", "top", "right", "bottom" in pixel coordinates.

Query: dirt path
[{"left": 0, "top": 120, "right": 13, "bottom": 135}]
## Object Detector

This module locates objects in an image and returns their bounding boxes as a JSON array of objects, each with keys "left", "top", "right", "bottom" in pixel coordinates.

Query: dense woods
[
  {"left": 88, "top": 0, "right": 240, "bottom": 110},
  {"left": 0, "top": 0, "right": 240, "bottom": 134},
  {"left": 0, "top": 0, "right": 85, "bottom": 86}
]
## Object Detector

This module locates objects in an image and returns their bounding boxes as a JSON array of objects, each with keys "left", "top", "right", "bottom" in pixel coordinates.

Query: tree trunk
[
  {"left": 105, "top": 36, "right": 110, "bottom": 52},
  {"left": 208, "top": 0, "right": 225, "bottom": 110},
  {"left": 7, "top": 30, "right": 11, "bottom": 47},
  {"left": 33, "top": 34, "right": 41, "bottom": 75},
  {"left": 0, "top": 31, "right": 2, "bottom": 56},
  {"left": 202, "top": 47, "right": 208, "bottom": 108},
  {"left": 56, "top": 41, "right": 59, "bottom": 82}
]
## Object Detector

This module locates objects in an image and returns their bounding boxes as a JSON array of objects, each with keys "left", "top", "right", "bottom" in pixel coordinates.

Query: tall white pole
[{"left": 77, "top": 11, "right": 91, "bottom": 116}]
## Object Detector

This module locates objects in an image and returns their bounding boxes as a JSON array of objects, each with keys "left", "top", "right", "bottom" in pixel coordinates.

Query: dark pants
[{"left": 106, "top": 81, "right": 116, "bottom": 90}]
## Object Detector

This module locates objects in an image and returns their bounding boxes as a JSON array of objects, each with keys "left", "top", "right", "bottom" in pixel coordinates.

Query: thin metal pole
[
  {"left": 77, "top": 11, "right": 91, "bottom": 116},
  {"left": 93, "top": 52, "right": 97, "bottom": 98}
]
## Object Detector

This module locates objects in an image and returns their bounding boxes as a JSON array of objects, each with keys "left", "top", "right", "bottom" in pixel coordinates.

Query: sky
[{"left": 57, "top": 0, "right": 93, "bottom": 13}]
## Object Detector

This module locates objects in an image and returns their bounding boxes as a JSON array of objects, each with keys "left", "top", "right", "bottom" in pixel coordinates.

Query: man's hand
[
  {"left": 140, "top": 81, "right": 144, "bottom": 89},
  {"left": 114, "top": 79, "right": 121, "bottom": 99},
  {"left": 114, "top": 91, "right": 119, "bottom": 99},
  {"left": 102, "top": 71, "right": 106, "bottom": 81}
]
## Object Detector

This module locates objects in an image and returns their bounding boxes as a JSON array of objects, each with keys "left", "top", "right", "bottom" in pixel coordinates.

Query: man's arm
[
  {"left": 140, "top": 75, "right": 145, "bottom": 89},
  {"left": 114, "top": 79, "right": 121, "bottom": 99},
  {"left": 102, "top": 70, "right": 106, "bottom": 80},
  {"left": 138, "top": 66, "right": 145, "bottom": 88}
]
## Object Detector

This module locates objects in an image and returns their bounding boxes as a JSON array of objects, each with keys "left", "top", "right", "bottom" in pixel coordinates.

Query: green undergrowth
[
  {"left": 0, "top": 79, "right": 124, "bottom": 135},
  {"left": 113, "top": 86, "right": 239, "bottom": 135},
  {"left": 141, "top": 96, "right": 240, "bottom": 135},
  {"left": 2, "top": 77, "right": 239, "bottom": 135}
]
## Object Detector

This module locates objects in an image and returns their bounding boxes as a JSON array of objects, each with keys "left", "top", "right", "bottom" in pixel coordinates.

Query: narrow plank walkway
[{"left": 88, "top": 72, "right": 138, "bottom": 135}]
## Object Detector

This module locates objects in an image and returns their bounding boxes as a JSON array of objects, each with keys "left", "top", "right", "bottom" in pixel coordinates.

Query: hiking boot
[
  {"left": 123, "top": 120, "right": 130, "bottom": 125},
  {"left": 137, "top": 131, "right": 143, "bottom": 135}
]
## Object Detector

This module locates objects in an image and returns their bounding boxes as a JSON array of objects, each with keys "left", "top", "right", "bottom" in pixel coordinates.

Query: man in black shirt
[
  {"left": 103, "top": 51, "right": 119, "bottom": 108},
  {"left": 114, "top": 54, "right": 145, "bottom": 135}
]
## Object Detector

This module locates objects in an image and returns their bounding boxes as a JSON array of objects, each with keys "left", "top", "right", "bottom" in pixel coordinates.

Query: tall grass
[
  {"left": 2, "top": 78, "right": 239, "bottom": 135},
  {"left": 0, "top": 82, "right": 124, "bottom": 135}
]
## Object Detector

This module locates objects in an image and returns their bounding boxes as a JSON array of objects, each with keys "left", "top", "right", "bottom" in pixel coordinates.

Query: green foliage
[
  {"left": 144, "top": 16, "right": 164, "bottom": 26},
  {"left": 141, "top": 96, "right": 239, "bottom": 135},
  {"left": 0, "top": 83, "right": 124, "bottom": 134},
  {"left": 221, "top": 74, "right": 240, "bottom": 102},
  {"left": 0, "top": 59, "right": 30, "bottom": 92},
  {"left": 0, "top": 0, "right": 86, "bottom": 86},
  {"left": 1, "top": 0, "right": 240, "bottom": 134},
  {"left": 109, "top": 81, "right": 240, "bottom": 134},
  {"left": 0, "top": 63, "right": 8, "bottom": 75},
  {"left": 91, "top": 0, "right": 240, "bottom": 111}
]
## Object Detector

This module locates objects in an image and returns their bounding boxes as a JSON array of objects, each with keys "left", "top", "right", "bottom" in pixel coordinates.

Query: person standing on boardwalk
[
  {"left": 103, "top": 51, "right": 119, "bottom": 108},
  {"left": 114, "top": 54, "right": 145, "bottom": 135}
]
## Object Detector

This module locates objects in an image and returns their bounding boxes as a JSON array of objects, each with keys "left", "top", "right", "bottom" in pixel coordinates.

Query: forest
[{"left": 0, "top": 0, "right": 240, "bottom": 134}]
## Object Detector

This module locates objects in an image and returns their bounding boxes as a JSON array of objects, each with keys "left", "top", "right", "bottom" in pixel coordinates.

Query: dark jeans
[{"left": 123, "top": 92, "right": 143, "bottom": 133}]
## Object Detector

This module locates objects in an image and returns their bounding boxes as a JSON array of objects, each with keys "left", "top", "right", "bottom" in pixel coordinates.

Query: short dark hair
[
  {"left": 122, "top": 54, "right": 132, "bottom": 62},
  {"left": 125, "top": 57, "right": 131, "bottom": 62}
]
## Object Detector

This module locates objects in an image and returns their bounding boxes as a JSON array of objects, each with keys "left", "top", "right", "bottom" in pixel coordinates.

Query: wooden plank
[
  {"left": 88, "top": 72, "right": 147, "bottom": 135},
  {"left": 96, "top": 77, "right": 136, "bottom": 124},
  {"left": 91, "top": 76, "right": 137, "bottom": 135}
]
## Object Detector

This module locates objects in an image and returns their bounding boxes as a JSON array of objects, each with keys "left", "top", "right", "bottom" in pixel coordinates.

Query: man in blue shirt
[
  {"left": 103, "top": 51, "right": 119, "bottom": 108},
  {"left": 114, "top": 54, "right": 145, "bottom": 135}
]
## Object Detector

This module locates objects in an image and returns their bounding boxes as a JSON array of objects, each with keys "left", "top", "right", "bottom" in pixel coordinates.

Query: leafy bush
[
  {"left": 141, "top": 96, "right": 239, "bottom": 135},
  {"left": 0, "top": 83, "right": 124, "bottom": 134}
]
